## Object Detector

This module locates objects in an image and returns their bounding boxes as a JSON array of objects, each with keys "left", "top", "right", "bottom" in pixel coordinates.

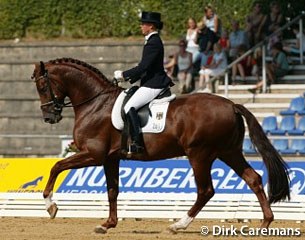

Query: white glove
[{"left": 114, "top": 70, "right": 123, "bottom": 80}]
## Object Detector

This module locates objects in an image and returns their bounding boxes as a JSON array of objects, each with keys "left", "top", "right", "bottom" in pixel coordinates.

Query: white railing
[{"left": 0, "top": 192, "right": 304, "bottom": 221}]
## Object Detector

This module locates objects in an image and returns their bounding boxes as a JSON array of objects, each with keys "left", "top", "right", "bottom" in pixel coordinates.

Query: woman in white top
[
  {"left": 203, "top": 5, "right": 220, "bottom": 36},
  {"left": 198, "top": 43, "right": 227, "bottom": 92},
  {"left": 186, "top": 17, "right": 200, "bottom": 63}
]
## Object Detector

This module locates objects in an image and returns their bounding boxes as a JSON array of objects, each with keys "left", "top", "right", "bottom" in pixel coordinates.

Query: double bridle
[{"left": 34, "top": 70, "right": 115, "bottom": 112}]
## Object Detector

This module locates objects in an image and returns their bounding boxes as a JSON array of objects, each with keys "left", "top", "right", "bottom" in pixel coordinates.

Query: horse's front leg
[
  {"left": 43, "top": 151, "right": 103, "bottom": 218},
  {"left": 95, "top": 158, "right": 120, "bottom": 234}
]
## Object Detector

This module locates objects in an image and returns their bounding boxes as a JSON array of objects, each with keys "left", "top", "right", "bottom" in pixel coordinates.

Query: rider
[{"left": 114, "top": 11, "right": 173, "bottom": 154}]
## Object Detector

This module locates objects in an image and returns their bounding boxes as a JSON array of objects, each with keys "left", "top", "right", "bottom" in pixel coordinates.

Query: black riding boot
[{"left": 126, "top": 107, "right": 144, "bottom": 154}]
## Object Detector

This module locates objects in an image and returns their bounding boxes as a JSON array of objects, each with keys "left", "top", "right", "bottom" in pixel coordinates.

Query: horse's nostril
[{"left": 44, "top": 118, "right": 50, "bottom": 123}]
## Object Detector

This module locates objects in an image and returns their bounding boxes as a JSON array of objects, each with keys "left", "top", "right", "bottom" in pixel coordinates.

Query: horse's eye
[{"left": 37, "top": 82, "right": 48, "bottom": 94}]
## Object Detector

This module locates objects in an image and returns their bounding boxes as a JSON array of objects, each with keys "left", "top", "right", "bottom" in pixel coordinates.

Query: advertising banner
[
  {"left": 0, "top": 158, "right": 68, "bottom": 193},
  {"left": 1, "top": 158, "right": 305, "bottom": 195}
]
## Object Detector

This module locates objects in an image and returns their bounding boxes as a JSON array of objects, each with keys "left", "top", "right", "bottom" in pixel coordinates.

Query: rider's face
[{"left": 140, "top": 22, "right": 154, "bottom": 36}]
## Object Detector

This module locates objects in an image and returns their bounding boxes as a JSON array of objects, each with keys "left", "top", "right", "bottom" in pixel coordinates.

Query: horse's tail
[{"left": 234, "top": 104, "right": 290, "bottom": 204}]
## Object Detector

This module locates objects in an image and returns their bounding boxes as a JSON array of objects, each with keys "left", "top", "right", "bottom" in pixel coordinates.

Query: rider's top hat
[{"left": 140, "top": 11, "right": 163, "bottom": 30}]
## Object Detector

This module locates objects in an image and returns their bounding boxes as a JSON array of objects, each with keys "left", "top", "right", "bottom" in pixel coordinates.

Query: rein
[{"left": 61, "top": 90, "right": 103, "bottom": 108}]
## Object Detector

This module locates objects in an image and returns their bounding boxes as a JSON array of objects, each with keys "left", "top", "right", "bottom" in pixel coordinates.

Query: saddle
[
  {"left": 121, "top": 86, "right": 172, "bottom": 128},
  {"left": 113, "top": 86, "right": 174, "bottom": 157}
]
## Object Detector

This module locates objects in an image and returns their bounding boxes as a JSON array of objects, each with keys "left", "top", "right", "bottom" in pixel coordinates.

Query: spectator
[
  {"left": 228, "top": 20, "right": 249, "bottom": 60},
  {"left": 231, "top": 44, "right": 253, "bottom": 84},
  {"left": 263, "top": 1, "right": 285, "bottom": 54},
  {"left": 267, "top": 31, "right": 283, "bottom": 55},
  {"left": 251, "top": 47, "right": 263, "bottom": 83},
  {"left": 186, "top": 17, "right": 200, "bottom": 64},
  {"left": 195, "top": 21, "right": 218, "bottom": 70},
  {"left": 283, "top": 24, "right": 305, "bottom": 55},
  {"left": 263, "top": 1, "right": 285, "bottom": 37},
  {"left": 203, "top": 4, "right": 220, "bottom": 37},
  {"left": 248, "top": 42, "right": 289, "bottom": 94},
  {"left": 245, "top": 1, "right": 266, "bottom": 47},
  {"left": 218, "top": 29, "right": 230, "bottom": 55},
  {"left": 198, "top": 43, "right": 227, "bottom": 92},
  {"left": 174, "top": 40, "right": 193, "bottom": 94},
  {"left": 164, "top": 54, "right": 177, "bottom": 79}
]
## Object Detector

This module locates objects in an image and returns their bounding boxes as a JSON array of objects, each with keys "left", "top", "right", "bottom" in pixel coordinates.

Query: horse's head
[{"left": 32, "top": 61, "right": 64, "bottom": 124}]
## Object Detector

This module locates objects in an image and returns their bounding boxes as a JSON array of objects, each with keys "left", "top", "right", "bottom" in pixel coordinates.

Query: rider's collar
[{"left": 145, "top": 31, "right": 158, "bottom": 41}]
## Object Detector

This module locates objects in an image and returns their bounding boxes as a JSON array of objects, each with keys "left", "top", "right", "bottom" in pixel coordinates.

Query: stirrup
[{"left": 127, "top": 142, "right": 144, "bottom": 155}]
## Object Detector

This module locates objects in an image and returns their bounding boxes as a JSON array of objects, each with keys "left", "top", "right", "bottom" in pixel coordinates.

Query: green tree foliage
[{"left": 0, "top": 0, "right": 303, "bottom": 39}]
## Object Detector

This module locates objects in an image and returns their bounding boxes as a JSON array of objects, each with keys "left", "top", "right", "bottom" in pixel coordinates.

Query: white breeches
[{"left": 124, "top": 87, "right": 163, "bottom": 114}]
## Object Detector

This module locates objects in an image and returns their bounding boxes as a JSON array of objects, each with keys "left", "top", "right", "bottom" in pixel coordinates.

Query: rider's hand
[{"left": 114, "top": 70, "right": 123, "bottom": 80}]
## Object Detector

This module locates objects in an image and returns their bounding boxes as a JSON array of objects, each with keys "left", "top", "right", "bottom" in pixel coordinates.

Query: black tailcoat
[{"left": 123, "top": 33, "right": 172, "bottom": 88}]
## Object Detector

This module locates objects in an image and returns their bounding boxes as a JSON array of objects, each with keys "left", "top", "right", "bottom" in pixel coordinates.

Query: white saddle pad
[{"left": 111, "top": 90, "right": 176, "bottom": 133}]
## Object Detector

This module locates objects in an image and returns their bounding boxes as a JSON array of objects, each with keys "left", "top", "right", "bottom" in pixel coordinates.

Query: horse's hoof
[
  {"left": 167, "top": 225, "right": 178, "bottom": 234},
  {"left": 94, "top": 225, "right": 107, "bottom": 234},
  {"left": 47, "top": 203, "right": 58, "bottom": 219}
]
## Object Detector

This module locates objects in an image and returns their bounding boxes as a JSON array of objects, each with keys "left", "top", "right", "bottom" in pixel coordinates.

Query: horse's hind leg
[
  {"left": 220, "top": 151, "right": 274, "bottom": 228},
  {"left": 169, "top": 149, "right": 215, "bottom": 232}
]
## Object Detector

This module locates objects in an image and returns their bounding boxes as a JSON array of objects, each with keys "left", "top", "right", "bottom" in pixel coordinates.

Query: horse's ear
[{"left": 40, "top": 61, "right": 45, "bottom": 74}]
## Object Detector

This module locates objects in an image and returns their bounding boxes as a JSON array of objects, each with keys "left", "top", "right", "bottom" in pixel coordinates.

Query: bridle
[{"left": 34, "top": 70, "right": 115, "bottom": 113}]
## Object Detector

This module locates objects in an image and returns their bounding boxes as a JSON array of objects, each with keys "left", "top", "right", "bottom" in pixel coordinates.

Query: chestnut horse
[{"left": 32, "top": 58, "right": 290, "bottom": 233}]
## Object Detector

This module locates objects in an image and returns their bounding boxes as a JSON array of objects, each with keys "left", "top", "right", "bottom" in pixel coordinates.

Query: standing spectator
[
  {"left": 195, "top": 21, "right": 217, "bottom": 70},
  {"left": 263, "top": 1, "right": 285, "bottom": 54},
  {"left": 248, "top": 42, "right": 289, "bottom": 93},
  {"left": 231, "top": 44, "right": 253, "bottom": 84},
  {"left": 263, "top": 1, "right": 285, "bottom": 37},
  {"left": 228, "top": 20, "right": 249, "bottom": 60},
  {"left": 203, "top": 4, "right": 220, "bottom": 37},
  {"left": 245, "top": 1, "right": 266, "bottom": 47},
  {"left": 283, "top": 24, "right": 305, "bottom": 55},
  {"left": 198, "top": 43, "right": 227, "bottom": 92},
  {"left": 186, "top": 17, "right": 200, "bottom": 63}
]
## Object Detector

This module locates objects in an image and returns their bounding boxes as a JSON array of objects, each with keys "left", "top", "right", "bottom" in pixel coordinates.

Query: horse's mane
[{"left": 48, "top": 57, "right": 109, "bottom": 82}]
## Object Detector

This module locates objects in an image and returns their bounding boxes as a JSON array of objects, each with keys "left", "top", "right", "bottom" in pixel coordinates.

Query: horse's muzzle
[{"left": 43, "top": 112, "right": 63, "bottom": 124}]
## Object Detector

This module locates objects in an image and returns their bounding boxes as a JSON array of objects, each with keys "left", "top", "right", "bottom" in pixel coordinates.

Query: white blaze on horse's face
[{"left": 33, "top": 63, "right": 63, "bottom": 124}]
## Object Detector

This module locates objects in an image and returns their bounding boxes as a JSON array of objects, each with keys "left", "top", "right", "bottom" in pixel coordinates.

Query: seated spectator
[
  {"left": 198, "top": 43, "right": 227, "bottom": 92},
  {"left": 251, "top": 47, "right": 263, "bottom": 83},
  {"left": 203, "top": 4, "right": 220, "bottom": 38},
  {"left": 164, "top": 40, "right": 193, "bottom": 94},
  {"left": 176, "top": 40, "right": 193, "bottom": 93},
  {"left": 283, "top": 24, "right": 305, "bottom": 55},
  {"left": 229, "top": 20, "right": 249, "bottom": 60},
  {"left": 231, "top": 44, "right": 253, "bottom": 84},
  {"left": 267, "top": 31, "right": 283, "bottom": 55},
  {"left": 164, "top": 54, "right": 176, "bottom": 79},
  {"left": 245, "top": 1, "right": 266, "bottom": 47},
  {"left": 248, "top": 42, "right": 289, "bottom": 93},
  {"left": 218, "top": 29, "right": 230, "bottom": 55},
  {"left": 195, "top": 21, "right": 218, "bottom": 70}
]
